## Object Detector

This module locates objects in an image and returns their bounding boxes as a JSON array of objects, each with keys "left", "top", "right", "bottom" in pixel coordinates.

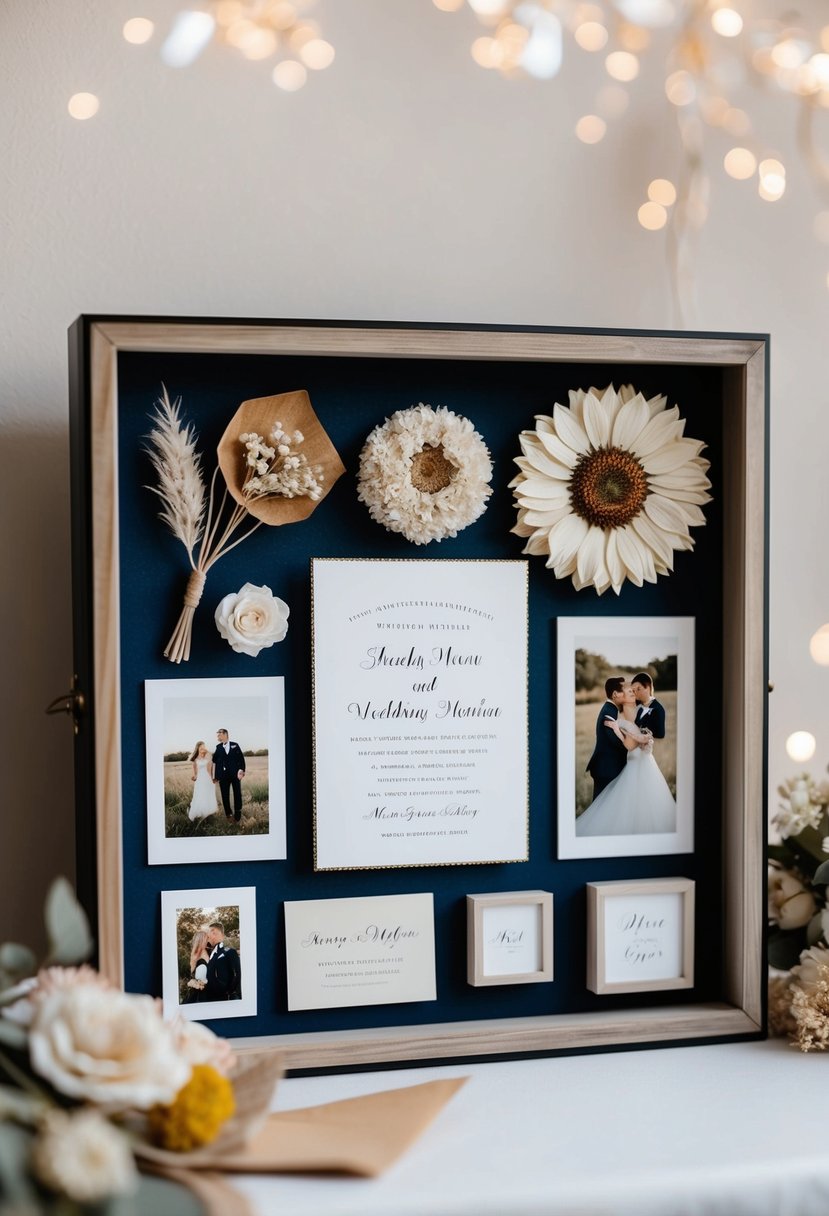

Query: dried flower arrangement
[
  {"left": 767, "top": 770, "right": 829, "bottom": 1050},
  {"left": 146, "top": 387, "right": 344, "bottom": 662},
  {"left": 357, "top": 403, "right": 493, "bottom": 545},
  {"left": 0, "top": 879, "right": 281, "bottom": 1209},
  {"left": 510, "top": 384, "right": 711, "bottom": 594}
]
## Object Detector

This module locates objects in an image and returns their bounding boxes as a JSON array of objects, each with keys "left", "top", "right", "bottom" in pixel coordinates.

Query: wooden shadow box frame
[{"left": 68, "top": 317, "right": 768, "bottom": 1072}]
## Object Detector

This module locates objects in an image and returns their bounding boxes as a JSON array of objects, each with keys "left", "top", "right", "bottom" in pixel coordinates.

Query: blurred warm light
[
  {"left": 471, "top": 36, "right": 502, "bottom": 67},
  {"left": 572, "top": 3, "right": 603, "bottom": 22},
  {"left": 468, "top": 0, "right": 507, "bottom": 16},
  {"left": 433, "top": 0, "right": 465, "bottom": 9},
  {"left": 576, "top": 114, "right": 607, "bottom": 143},
  {"left": 723, "top": 107, "right": 750, "bottom": 135},
  {"left": 616, "top": 0, "right": 675, "bottom": 28},
  {"left": 665, "top": 69, "right": 695, "bottom": 104},
  {"left": 638, "top": 201, "right": 668, "bottom": 230},
  {"left": 810, "top": 623, "right": 829, "bottom": 664},
  {"left": 241, "top": 27, "right": 278, "bottom": 58},
  {"left": 161, "top": 10, "right": 216, "bottom": 66},
  {"left": 822, "top": 26, "right": 829, "bottom": 53},
  {"left": 814, "top": 211, "right": 829, "bottom": 242},
  {"left": 606, "top": 51, "right": 639, "bottom": 81},
  {"left": 771, "top": 38, "right": 808, "bottom": 70},
  {"left": 648, "top": 178, "right": 676, "bottom": 205},
  {"left": 521, "top": 10, "right": 563, "bottom": 79},
  {"left": 574, "top": 21, "right": 608, "bottom": 51},
  {"left": 300, "top": 38, "right": 335, "bottom": 69},
  {"left": 123, "top": 17, "right": 154, "bottom": 44},
  {"left": 618, "top": 23, "right": 651, "bottom": 51},
  {"left": 786, "top": 731, "right": 817, "bottom": 763},
  {"left": 759, "top": 157, "right": 785, "bottom": 180},
  {"left": 700, "top": 95, "right": 730, "bottom": 124},
  {"left": 809, "top": 53, "right": 829, "bottom": 87},
  {"left": 758, "top": 178, "right": 785, "bottom": 201},
  {"left": 596, "top": 84, "right": 629, "bottom": 117},
  {"left": 273, "top": 58, "right": 307, "bottom": 89},
  {"left": 289, "top": 23, "right": 320, "bottom": 50},
  {"left": 68, "top": 92, "right": 99, "bottom": 120},
  {"left": 214, "top": 1, "right": 242, "bottom": 23},
  {"left": 723, "top": 146, "right": 756, "bottom": 179},
  {"left": 711, "top": 8, "right": 743, "bottom": 38}
]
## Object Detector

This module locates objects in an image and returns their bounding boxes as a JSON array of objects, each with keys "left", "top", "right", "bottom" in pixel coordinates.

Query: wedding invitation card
[
  {"left": 312, "top": 558, "right": 529, "bottom": 869},
  {"left": 284, "top": 893, "right": 437, "bottom": 1011}
]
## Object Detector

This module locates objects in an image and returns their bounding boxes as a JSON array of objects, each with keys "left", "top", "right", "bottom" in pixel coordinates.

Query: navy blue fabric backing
[{"left": 118, "top": 351, "right": 725, "bottom": 1038}]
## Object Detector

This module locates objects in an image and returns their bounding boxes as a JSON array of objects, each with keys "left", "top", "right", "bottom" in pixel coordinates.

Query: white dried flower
[
  {"left": 29, "top": 986, "right": 190, "bottom": 1110},
  {"left": 510, "top": 384, "right": 712, "bottom": 594},
  {"left": 357, "top": 403, "right": 493, "bottom": 545},
  {"left": 240, "top": 424, "right": 323, "bottom": 501},
  {"left": 774, "top": 774, "right": 825, "bottom": 839},
  {"left": 168, "top": 1014, "right": 236, "bottom": 1076},
  {"left": 792, "top": 944, "right": 829, "bottom": 996},
  {"left": 215, "top": 582, "right": 290, "bottom": 657},
  {"left": 31, "top": 1109, "right": 138, "bottom": 1203}
]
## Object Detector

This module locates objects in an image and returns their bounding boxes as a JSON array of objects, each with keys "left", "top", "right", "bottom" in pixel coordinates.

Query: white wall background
[{"left": 2, "top": 0, "right": 827, "bottom": 948}]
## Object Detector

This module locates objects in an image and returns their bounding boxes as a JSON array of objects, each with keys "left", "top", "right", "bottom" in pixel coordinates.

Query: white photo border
[
  {"left": 161, "top": 886, "right": 257, "bottom": 1021},
  {"left": 145, "top": 676, "right": 286, "bottom": 865},
  {"left": 466, "top": 890, "right": 554, "bottom": 986},
  {"left": 557, "top": 616, "right": 695, "bottom": 860}
]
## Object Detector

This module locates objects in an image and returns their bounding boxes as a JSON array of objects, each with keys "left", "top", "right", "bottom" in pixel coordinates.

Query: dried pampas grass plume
[{"left": 144, "top": 387, "right": 207, "bottom": 564}]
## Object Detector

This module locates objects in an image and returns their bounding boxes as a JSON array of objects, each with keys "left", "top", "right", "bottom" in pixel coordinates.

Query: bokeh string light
[{"left": 433, "top": 0, "right": 829, "bottom": 320}]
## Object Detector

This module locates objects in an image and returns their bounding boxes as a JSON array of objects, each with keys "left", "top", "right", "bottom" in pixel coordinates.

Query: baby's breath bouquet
[
  {"left": 0, "top": 880, "right": 280, "bottom": 1212},
  {"left": 768, "top": 769, "right": 829, "bottom": 1050},
  {"left": 146, "top": 387, "right": 344, "bottom": 662}
]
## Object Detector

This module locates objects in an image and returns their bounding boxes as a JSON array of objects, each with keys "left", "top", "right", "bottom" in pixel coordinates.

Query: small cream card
[
  {"left": 586, "top": 878, "right": 694, "bottom": 994},
  {"left": 312, "top": 558, "right": 529, "bottom": 870},
  {"left": 284, "top": 893, "right": 437, "bottom": 1011}
]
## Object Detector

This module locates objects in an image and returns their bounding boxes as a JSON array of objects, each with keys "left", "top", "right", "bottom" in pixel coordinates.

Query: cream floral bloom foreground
[{"left": 510, "top": 384, "right": 712, "bottom": 594}]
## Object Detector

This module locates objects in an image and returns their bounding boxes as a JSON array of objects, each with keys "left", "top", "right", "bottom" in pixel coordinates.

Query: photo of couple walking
[
  {"left": 177, "top": 908, "right": 242, "bottom": 1005},
  {"left": 579, "top": 671, "right": 676, "bottom": 837}
]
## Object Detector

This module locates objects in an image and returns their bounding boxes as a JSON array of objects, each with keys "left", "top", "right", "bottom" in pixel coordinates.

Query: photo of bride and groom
[
  {"left": 176, "top": 904, "right": 242, "bottom": 1006},
  {"left": 578, "top": 672, "right": 676, "bottom": 837},
  {"left": 557, "top": 617, "right": 694, "bottom": 861}
]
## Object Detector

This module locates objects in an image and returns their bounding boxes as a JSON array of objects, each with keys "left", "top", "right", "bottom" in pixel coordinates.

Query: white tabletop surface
[{"left": 231, "top": 1038, "right": 823, "bottom": 1216}]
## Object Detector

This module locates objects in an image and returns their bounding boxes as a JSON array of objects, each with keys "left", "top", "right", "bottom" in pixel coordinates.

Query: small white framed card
[
  {"left": 284, "top": 893, "right": 437, "bottom": 1011},
  {"left": 161, "top": 886, "right": 257, "bottom": 1020},
  {"left": 312, "top": 558, "right": 529, "bottom": 870},
  {"left": 145, "top": 676, "right": 286, "bottom": 865},
  {"left": 467, "top": 891, "right": 553, "bottom": 986},
  {"left": 586, "top": 878, "right": 695, "bottom": 995},
  {"left": 557, "top": 616, "right": 695, "bottom": 860}
]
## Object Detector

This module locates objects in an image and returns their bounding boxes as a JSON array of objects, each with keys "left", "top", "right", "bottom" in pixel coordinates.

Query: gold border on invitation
[{"left": 311, "top": 557, "right": 530, "bottom": 872}]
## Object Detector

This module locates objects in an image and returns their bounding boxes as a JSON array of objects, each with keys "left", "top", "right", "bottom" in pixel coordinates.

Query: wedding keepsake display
[{"left": 68, "top": 318, "right": 767, "bottom": 1071}]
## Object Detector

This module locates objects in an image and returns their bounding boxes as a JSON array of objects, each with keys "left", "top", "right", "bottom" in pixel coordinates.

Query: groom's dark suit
[
  {"left": 585, "top": 701, "right": 627, "bottom": 799},
  {"left": 213, "top": 740, "right": 246, "bottom": 821},
  {"left": 205, "top": 942, "right": 241, "bottom": 1001},
  {"left": 636, "top": 698, "right": 666, "bottom": 739}
]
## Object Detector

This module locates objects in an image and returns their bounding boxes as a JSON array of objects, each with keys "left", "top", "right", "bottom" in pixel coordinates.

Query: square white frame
[
  {"left": 161, "top": 886, "right": 258, "bottom": 1020},
  {"left": 145, "top": 676, "right": 286, "bottom": 865},
  {"left": 586, "top": 878, "right": 695, "bottom": 995},
  {"left": 467, "top": 891, "right": 554, "bottom": 986},
  {"left": 557, "top": 617, "right": 695, "bottom": 860}
]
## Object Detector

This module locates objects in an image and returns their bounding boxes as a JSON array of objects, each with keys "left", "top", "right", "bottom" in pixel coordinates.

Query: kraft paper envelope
[{"left": 218, "top": 1075, "right": 468, "bottom": 1177}]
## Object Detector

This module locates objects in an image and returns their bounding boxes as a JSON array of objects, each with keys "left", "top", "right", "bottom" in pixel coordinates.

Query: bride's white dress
[
  {"left": 188, "top": 757, "right": 218, "bottom": 822},
  {"left": 576, "top": 721, "right": 676, "bottom": 836}
]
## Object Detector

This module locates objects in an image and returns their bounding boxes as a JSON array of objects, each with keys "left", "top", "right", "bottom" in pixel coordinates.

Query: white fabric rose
[
  {"left": 215, "top": 582, "right": 289, "bottom": 657},
  {"left": 792, "top": 944, "right": 829, "bottom": 995},
  {"left": 169, "top": 1013, "right": 236, "bottom": 1076},
  {"left": 31, "top": 1109, "right": 138, "bottom": 1203},
  {"left": 29, "top": 986, "right": 190, "bottom": 1110},
  {"left": 767, "top": 868, "right": 816, "bottom": 930}
]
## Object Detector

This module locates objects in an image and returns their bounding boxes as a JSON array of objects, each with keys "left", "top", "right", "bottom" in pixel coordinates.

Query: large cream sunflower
[{"left": 510, "top": 384, "right": 711, "bottom": 594}]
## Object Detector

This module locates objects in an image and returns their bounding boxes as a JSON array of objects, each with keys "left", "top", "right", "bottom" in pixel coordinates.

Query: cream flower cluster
[
  {"left": 774, "top": 774, "right": 828, "bottom": 839},
  {"left": 31, "top": 1109, "right": 138, "bottom": 1203},
  {"left": 510, "top": 384, "right": 712, "bottom": 594},
  {"left": 240, "top": 423, "right": 324, "bottom": 501},
  {"left": 357, "top": 404, "right": 493, "bottom": 545}
]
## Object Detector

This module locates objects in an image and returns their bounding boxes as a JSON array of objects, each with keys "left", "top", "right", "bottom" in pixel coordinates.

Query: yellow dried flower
[
  {"left": 791, "top": 963, "right": 829, "bottom": 1052},
  {"left": 147, "top": 1063, "right": 235, "bottom": 1152}
]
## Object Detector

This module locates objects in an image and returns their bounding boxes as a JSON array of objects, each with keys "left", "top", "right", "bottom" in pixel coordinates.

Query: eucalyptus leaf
[
  {"left": 812, "top": 860, "right": 829, "bottom": 886},
  {"left": 0, "top": 1020, "right": 27, "bottom": 1051},
  {"left": 768, "top": 927, "right": 807, "bottom": 971},
  {"left": 0, "top": 944, "right": 37, "bottom": 985},
  {"left": 44, "top": 878, "right": 93, "bottom": 966},
  {"left": 0, "top": 1122, "right": 37, "bottom": 1206},
  {"left": 807, "top": 911, "right": 825, "bottom": 946}
]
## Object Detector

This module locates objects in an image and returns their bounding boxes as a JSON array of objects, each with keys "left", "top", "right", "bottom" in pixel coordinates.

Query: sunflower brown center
[
  {"left": 569, "top": 446, "right": 649, "bottom": 529},
  {"left": 410, "top": 444, "right": 456, "bottom": 494}
]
